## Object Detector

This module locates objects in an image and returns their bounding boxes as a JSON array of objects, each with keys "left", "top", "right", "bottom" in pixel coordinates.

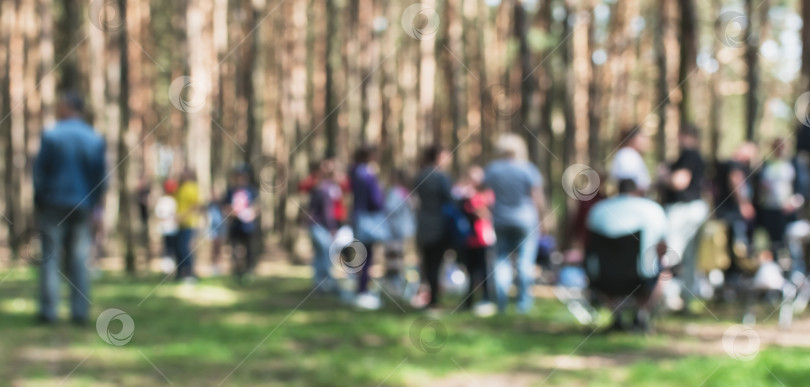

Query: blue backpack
[{"left": 442, "top": 203, "right": 472, "bottom": 249}]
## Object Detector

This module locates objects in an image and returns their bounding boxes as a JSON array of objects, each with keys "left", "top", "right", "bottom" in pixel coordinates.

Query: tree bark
[
  {"left": 418, "top": 0, "right": 437, "bottom": 144},
  {"left": 677, "top": 0, "right": 697, "bottom": 124},
  {"left": 802, "top": 0, "right": 810, "bottom": 92},
  {"left": 744, "top": 0, "right": 758, "bottom": 141},
  {"left": 118, "top": 0, "right": 136, "bottom": 274},
  {"left": 654, "top": 0, "right": 670, "bottom": 162}
]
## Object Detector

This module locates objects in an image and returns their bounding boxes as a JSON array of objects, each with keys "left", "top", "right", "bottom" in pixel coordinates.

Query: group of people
[
  {"left": 301, "top": 122, "right": 810, "bottom": 327},
  {"left": 154, "top": 166, "right": 260, "bottom": 283},
  {"left": 579, "top": 124, "right": 810, "bottom": 331},
  {"left": 29, "top": 92, "right": 810, "bottom": 329},
  {"left": 301, "top": 134, "right": 546, "bottom": 315}
]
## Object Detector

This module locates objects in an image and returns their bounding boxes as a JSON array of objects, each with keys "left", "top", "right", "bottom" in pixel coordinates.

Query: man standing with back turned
[{"left": 33, "top": 92, "right": 107, "bottom": 325}]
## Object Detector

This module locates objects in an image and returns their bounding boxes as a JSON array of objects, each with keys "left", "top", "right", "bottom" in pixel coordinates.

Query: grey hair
[{"left": 495, "top": 133, "right": 527, "bottom": 160}]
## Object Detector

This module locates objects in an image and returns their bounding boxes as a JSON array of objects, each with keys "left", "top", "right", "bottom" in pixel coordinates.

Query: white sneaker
[
  {"left": 355, "top": 293, "right": 382, "bottom": 310},
  {"left": 160, "top": 257, "right": 175, "bottom": 274},
  {"left": 473, "top": 302, "right": 497, "bottom": 317}
]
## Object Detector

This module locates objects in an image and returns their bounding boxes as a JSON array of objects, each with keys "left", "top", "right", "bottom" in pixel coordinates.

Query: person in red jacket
[
  {"left": 299, "top": 158, "right": 349, "bottom": 225},
  {"left": 453, "top": 165, "right": 496, "bottom": 313}
]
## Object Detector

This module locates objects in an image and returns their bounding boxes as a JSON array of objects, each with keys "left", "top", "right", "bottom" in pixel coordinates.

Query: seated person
[
  {"left": 714, "top": 143, "right": 757, "bottom": 277},
  {"left": 586, "top": 179, "right": 668, "bottom": 331}
]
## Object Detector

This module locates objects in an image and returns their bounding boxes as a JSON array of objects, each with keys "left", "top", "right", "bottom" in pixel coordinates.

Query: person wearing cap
[{"left": 33, "top": 92, "right": 107, "bottom": 325}]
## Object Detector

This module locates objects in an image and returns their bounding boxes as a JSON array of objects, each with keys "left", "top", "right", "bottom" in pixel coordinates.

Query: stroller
[{"left": 702, "top": 219, "right": 810, "bottom": 328}]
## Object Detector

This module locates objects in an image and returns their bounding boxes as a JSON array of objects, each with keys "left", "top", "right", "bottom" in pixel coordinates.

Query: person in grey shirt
[
  {"left": 483, "top": 134, "right": 546, "bottom": 314},
  {"left": 414, "top": 145, "right": 453, "bottom": 309}
]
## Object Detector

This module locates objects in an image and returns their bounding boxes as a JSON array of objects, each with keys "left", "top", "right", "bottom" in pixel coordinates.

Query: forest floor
[{"left": 1, "top": 252, "right": 810, "bottom": 386}]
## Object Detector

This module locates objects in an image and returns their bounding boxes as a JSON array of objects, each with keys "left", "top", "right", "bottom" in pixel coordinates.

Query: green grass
[{"left": 1, "top": 267, "right": 808, "bottom": 386}]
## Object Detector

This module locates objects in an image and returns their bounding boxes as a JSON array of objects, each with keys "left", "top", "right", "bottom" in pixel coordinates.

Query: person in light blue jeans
[
  {"left": 310, "top": 225, "right": 334, "bottom": 287},
  {"left": 484, "top": 134, "right": 546, "bottom": 314},
  {"left": 492, "top": 225, "right": 539, "bottom": 313},
  {"left": 33, "top": 93, "right": 107, "bottom": 324},
  {"left": 309, "top": 159, "right": 341, "bottom": 290}
]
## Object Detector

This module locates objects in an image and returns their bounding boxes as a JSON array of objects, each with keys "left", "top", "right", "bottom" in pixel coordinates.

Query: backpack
[{"left": 442, "top": 202, "right": 472, "bottom": 249}]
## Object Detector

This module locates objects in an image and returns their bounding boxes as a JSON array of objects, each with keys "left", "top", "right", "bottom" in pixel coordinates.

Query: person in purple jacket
[{"left": 349, "top": 145, "right": 385, "bottom": 302}]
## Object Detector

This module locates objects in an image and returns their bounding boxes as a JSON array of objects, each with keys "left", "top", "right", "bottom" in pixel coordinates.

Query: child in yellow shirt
[{"left": 175, "top": 170, "right": 202, "bottom": 280}]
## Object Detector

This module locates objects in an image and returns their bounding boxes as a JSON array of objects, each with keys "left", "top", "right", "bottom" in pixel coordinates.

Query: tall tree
[
  {"left": 443, "top": 0, "right": 466, "bottom": 173},
  {"left": 802, "top": 0, "right": 810, "bottom": 93},
  {"left": 533, "top": 0, "right": 555, "bottom": 202},
  {"left": 185, "top": 0, "right": 211, "bottom": 195},
  {"left": 708, "top": 0, "right": 722, "bottom": 176},
  {"left": 118, "top": 0, "right": 136, "bottom": 273},
  {"left": 654, "top": 0, "right": 668, "bottom": 162},
  {"left": 743, "top": 0, "right": 758, "bottom": 141},
  {"left": 323, "top": 0, "right": 338, "bottom": 158},
  {"left": 1, "top": 0, "right": 15, "bottom": 255},
  {"left": 677, "top": 0, "right": 697, "bottom": 124},
  {"left": 418, "top": 0, "right": 438, "bottom": 144},
  {"left": 571, "top": 1, "right": 591, "bottom": 164},
  {"left": 7, "top": 0, "right": 25, "bottom": 252}
]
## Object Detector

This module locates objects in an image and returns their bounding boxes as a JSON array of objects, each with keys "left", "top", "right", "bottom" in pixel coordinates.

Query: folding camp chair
[{"left": 584, "top": 231, "right": 652, "bottom": 330}]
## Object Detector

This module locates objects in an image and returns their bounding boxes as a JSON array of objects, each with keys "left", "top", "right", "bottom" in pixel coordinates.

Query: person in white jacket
[{"left": 155, "top": 179, "right": 179, "bottom": 274}]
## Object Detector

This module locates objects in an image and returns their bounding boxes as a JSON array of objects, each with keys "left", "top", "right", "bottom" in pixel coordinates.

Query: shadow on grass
[{"left": 1, "top": 268, "right": 808, "bottom": 386}]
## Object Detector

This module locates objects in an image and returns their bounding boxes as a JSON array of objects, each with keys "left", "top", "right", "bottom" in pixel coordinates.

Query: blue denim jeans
[
  {"left": 176, "top": 228, "right": 196, "bottom": 278},
  {"left": 310, "top": 225, "right": 334, "bottom": 285},
  {"left": 36, "top": 206, "right": 93, "bottom": 321},
  {"left": 493, "top": 224, "right": 538, "bottom": 313}
]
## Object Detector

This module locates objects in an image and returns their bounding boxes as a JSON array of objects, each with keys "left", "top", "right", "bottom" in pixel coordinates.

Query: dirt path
[{"left": 425, "top": 315, "right": 810, "bottom": 387}]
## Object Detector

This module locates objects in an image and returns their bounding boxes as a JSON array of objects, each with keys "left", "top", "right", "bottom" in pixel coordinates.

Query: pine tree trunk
[
  {"left": 654, "top": 0, "right": 669, "bottom": 162},
  {"left": 1, "top": 0, "right": 15, "bottom": 256},
  {"left": 744, "top": 0, "right": 758, "bottom": 141},
  {"left": 534, "top": 0, "right": 554, "bottom": 202},
  {"left": 8, "top": 0, "right": 25, "bottom": 252},
  {"left": 802, "top": 0, "right": 810, "bottom": 92},
  {"left": 419, "top": 0, "right": 437, "bottom": 144},
  {"left": 119, "top": 0, "right": 136, "bottom": 274},
  {"left": 186, "top": 0, "right": 211, "bottom": 195},
  {"left": 571, "top": 2, "right": 590, "bottom": 164},
  {"left": 678, "top": 0, "right": 697, "bottom": 124}
]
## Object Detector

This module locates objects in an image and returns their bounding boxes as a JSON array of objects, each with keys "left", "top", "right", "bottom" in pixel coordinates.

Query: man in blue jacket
[{"left": 33, "top": 92, "right": 107, "bottom": 324}]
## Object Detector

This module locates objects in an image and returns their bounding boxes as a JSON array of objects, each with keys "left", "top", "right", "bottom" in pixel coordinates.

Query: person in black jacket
[{"left": 658, "top": 125, "right": 708, "bottom": 300}]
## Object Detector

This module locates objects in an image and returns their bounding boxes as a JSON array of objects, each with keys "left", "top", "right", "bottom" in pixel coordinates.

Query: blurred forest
[{"left": 2, "top": 0, "right": 810, "bottom": 271}]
